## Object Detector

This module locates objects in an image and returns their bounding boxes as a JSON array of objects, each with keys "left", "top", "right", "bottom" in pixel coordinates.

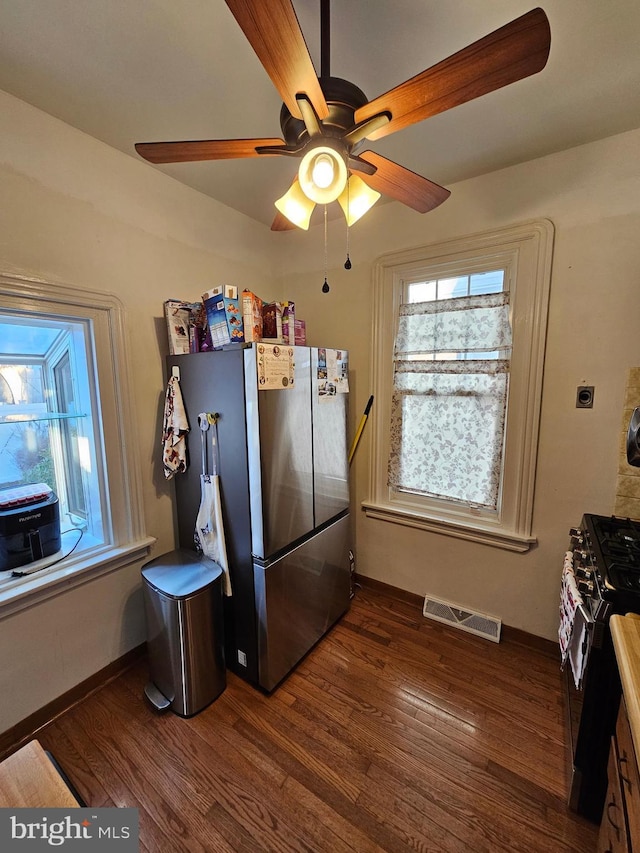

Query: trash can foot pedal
[{"left": 144, "top": 682, "right": 171, "bottom": 712}]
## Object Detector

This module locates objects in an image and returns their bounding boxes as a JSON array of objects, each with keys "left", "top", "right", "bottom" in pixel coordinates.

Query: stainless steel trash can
[{"left": 141, "top": 549, "right": 226, "bottom": 717}]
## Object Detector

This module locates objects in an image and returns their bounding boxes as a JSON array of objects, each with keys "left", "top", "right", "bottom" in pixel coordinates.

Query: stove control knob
[
  {"left": 575, "top": 549, "right": 590, "bottom": 563},
  {"left": 578, "top": 580, "right": 595, "bottom": 595},
  {"left": 576, "top": 566, "right": 593, "bottom": 580},
  {"left": 569, "top": 527, "right": 584, "bottom": 547}
]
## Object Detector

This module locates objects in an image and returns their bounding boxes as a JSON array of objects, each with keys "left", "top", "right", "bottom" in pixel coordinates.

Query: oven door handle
[{"left": 578, "top": 601, "right": 594, "bottom": 625}]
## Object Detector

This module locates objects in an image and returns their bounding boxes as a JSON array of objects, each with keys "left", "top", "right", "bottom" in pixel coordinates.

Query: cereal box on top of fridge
[
  {"left": 202, "top": 285, "right": 244, "bottom": 349},
  {"left": 281, "top": 301, "right": 295, "bottom": 344},
  {"left": 294, "top": 319, "right": 306, "bottom": 346},
  {"left": 261, "top": 301, "right": 283, "bottom": 341},
  {"left": 242, "top": 289, "right": 263, "bottom": 342}
]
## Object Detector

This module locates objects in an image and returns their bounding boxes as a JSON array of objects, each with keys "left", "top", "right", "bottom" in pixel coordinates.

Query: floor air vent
[{"left": 423, "top": 596, "right": 502, "bottom": 643}]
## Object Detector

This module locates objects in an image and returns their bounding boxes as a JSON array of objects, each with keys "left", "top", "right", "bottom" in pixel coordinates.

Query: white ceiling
[{"left": 1, "top": 0, "right": 639, "bottom": 229}]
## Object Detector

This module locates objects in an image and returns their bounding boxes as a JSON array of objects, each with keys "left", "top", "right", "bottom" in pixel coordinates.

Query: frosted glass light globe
[{"left": 298, "top": 146, "right": 348, "bottom": 204}]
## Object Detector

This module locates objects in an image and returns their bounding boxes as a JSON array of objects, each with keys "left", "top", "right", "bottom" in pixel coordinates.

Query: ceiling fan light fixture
[
  {"left": 274, "top": 178, "right": 316, "bottom": 230},
  {"left": 298, "top": 144, "right": 348, "bottom": 204},
  {"left": 338, "top": 175, "right": 381, "bottom": 226},
  {"left": 311, "top": 154, "right": 335, "bottom": 189}
]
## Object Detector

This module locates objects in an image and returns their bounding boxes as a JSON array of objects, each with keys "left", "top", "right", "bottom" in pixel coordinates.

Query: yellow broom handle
[{"left": 348, "top": 395, "right": 374, "bottom": 466}]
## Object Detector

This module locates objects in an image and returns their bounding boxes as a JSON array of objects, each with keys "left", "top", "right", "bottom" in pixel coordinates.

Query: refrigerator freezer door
[
  {"left": 168, "top": 349, "right": 260, "bottom": 686},
  {"left": 311, "top": 348, "right": 349, "bottom": 527},
  {"left": 253, "top": 513, "right": 350, "bottom": 691},
  {"left": 245, "top": 346, "right": 314, "bottom": 560}
]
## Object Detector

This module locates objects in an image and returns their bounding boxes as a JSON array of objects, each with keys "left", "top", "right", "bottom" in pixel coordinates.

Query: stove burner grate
[
  {"left": 592, "top": 518, "right": 640, "bottom": 565},
  {"left": 585, "top": 514, "right": 640, "bottom": 596}
]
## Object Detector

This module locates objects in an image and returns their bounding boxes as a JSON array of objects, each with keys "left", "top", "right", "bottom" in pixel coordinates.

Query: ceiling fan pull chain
[
  {"left": 344, "top": 179, "right": 352, "bottom": 270},
  {"left": 322, "top": 206, "right": 330, "bottom": 293}
]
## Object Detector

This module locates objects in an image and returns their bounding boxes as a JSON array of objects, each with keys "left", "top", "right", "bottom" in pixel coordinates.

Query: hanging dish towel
[
  {"left": 558, "top": 551, "right": 590, "bottom": 689},
  {"left": 162, "top": 375, "right": 189, "bottom": 479},
  {"left": 568, "top": 608, "right": 590, "bottom": 690},
  {"left": 194, "top": 414, "right": 232, "bottom": 596},
  {"left": 195, "top": 474, "right": 232, "bottom": 596}
]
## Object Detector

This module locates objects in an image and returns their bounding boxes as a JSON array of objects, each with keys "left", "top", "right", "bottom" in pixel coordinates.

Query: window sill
[
  {"left": 362, "top": 501, "right": 536, "bottom": 553},
  {"left": 0, "top": 536, "right": 156, "bottom": 619}
]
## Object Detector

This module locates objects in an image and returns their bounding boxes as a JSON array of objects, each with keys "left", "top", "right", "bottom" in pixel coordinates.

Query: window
[
  {"left": 0, "top": 316, "right": 103, "bottom": 548},
  {"left": 0, "top": 273, "right": 153, "bottom": 611},
  {"left": 391, "top": 277, "right": 510, "bottom": 509},
  {"left": 365, "top": 220, "right": 554, "bottom": 552}
]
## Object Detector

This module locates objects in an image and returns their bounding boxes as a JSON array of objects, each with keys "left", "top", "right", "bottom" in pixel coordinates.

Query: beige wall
[
  {"left": 0, "top": 90, "right": 279, "bottom": 731},
  {"left": 275, "top": 128, "right": 640, "bottom": 642},
  {"left": 1, "top": 84, "right": 639, "bottom": 731}
]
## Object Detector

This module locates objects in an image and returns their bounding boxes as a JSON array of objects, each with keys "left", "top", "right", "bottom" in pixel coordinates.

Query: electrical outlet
[{"left": 576, "top": 386, "right": 594, "bottom": 408}]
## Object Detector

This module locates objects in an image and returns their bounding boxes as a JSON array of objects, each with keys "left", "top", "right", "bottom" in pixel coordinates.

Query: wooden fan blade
[
  {"left": 225, "top": 0, "right": 328, "bottom": 121},
  {"left": 271, "top": 210, "right": 297, "bottom": 231},
  {"left": 135, "top": 138, "right": 287, "bottom": 164},
  {"left": 358, "top": 151, "right": 450, "bottom": 213},
  {"left": 355, "top": 8, "right": 550, "bottom": 141}
]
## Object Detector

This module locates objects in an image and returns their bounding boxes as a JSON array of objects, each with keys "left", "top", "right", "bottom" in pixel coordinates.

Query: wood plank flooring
[{"left": 34, "top": 580, "right": 598, "bottom": 852}]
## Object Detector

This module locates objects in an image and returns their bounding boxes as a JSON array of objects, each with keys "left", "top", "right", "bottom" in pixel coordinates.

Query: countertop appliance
[
  {"left": 167, "top": 344, "right": 350, "bottom": 692},
  {"left": 0, "top": 483, "right": 61, "bottom": 571},
  {"left": 564, "top": 513, "right": 640, "bottom": 822}
]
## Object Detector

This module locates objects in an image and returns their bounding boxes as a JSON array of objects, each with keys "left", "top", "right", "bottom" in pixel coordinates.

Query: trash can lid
[{"left": 141, "top": 549, "right": 223, "bottom": 598}]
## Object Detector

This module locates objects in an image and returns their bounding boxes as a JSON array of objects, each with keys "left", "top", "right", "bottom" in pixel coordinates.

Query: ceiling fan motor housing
[{"left": 280, "top": 76, "right": 369, "bottom": 150}]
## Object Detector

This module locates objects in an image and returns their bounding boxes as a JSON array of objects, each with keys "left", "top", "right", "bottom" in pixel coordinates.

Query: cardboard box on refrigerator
[
  {"left": 294, "top": 319, "right": 306, "bottom": 345},
  {"left": 164, "top": 299, "right": 213, "bottom": 353},
  {"left": 281, "top": 301, "right": 295, "bottom": 344},
  {"left": 242, "top": 289, "right": 263, "bottom": 342},
  {"left": 202, "top": 285, "right": 244, "bottom": 348},
  {"left": 164, "top": 299, "right": 191, "bottom": 355},
  {"left": 262, "top": 302, "right": 283, "bottom": 341}
]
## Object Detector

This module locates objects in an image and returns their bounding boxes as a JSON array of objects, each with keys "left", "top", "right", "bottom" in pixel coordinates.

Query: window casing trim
[
  {"left": 0, "top": 537, "right": 155, "bottom": 620},
  {"left": 0, "top": 272, "right": 154, "bottom": 611},
  {"left": 366, "top": 219, "right": 554, "bottom": 552}
]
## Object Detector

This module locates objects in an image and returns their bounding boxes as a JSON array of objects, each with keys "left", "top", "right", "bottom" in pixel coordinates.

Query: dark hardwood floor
[{"left": 35, "top": 580, "right": 598, "bottom": 852}]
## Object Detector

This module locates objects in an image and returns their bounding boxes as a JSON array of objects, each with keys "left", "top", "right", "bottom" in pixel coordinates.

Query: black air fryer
[{"left": 0, "top": 484, "right": 61, "bottom": 571}]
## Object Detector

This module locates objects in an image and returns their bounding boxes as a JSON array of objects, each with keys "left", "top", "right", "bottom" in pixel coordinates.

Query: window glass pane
[
  {"left": 470, "top": 270, "right": 504, "bottom": 295},
  {"left": 0, "top": 363, "right": 46, "bottom": 409},
  {"left": 391, "top": 280, "right": 511, "bottom": 509},
  {"left": 0, "top": 312, "right": 106, "bottom": 565},
  {"left": 464, "top": 351, "right": 500, "bottom": 360},
  {"left": 0, "top": 317, "right": 60, "bottom": 356},
  {"left": 0, "top": 418, "right": 56, "bottom": 491},
  {"left": 437, "top": 276, "right": 469, "bottom": 299},
  {"left": 408, "top": 272, "right": 503, "bottom": 305},
  {"left": 0, "top": 364, "right": 55, "bottom": 489},
  {"left": 408, "top": 280, "right": 436, "bottom": 303}
]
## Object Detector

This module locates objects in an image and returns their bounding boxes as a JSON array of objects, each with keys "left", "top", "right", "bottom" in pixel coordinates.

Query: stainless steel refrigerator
[{"left": 166, "top": 344, "right": 350, "bottom": 691}]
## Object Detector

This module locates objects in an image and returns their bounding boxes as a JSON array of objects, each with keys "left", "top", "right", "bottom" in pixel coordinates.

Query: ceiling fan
[{"left": 135, "top": 1, "right": 551, "bottom": 231}]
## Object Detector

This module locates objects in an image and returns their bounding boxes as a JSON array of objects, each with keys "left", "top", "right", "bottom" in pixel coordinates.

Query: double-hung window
[
  {"left": 365, "top": 220, "right": 554, "bottom": 552},
  {"left": 0, "top": 273, "right": 152, "bottom": 611},
  {"left": 0, "top": 315, "right": 104, "bottom": 547}
]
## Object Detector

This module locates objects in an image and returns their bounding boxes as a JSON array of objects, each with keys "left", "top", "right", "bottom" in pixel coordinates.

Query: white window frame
[
  {"left": 0, "top": 272, "right": 154, "bottom": 615},
  {"left": 364, "top": 220, "right": 554, "bottom": 552}
]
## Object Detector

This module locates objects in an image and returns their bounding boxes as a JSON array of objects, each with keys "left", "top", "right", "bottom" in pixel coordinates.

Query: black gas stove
[
  {"left": 565, "top": 513, "right": 640, "bottom": 822},
  {"left": 571, "top": 513, "right": 640, "bottom": 610},
  {"left": 585, "top": 514, "right": 640, "bottom": 595}
]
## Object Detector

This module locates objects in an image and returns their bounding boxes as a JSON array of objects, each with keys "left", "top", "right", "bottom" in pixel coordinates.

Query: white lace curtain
[{"left": 388, "top": 292, "right": 512, "bottom": 509}]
